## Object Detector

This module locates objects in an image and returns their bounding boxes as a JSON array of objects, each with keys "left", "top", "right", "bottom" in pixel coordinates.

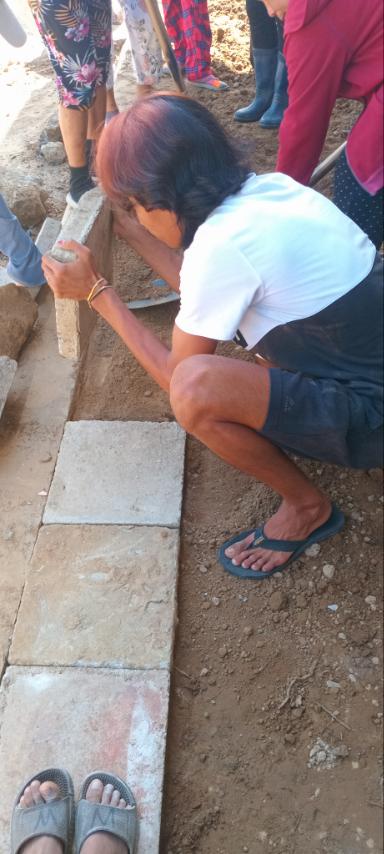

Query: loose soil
[{"left": 1, "top": 2, "right": 382, "bottom": 852}]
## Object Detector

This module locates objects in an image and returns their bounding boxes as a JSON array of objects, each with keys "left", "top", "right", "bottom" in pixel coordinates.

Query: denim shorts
[{"left": 260, "top": 368, "right": 383, "bottom": 469}]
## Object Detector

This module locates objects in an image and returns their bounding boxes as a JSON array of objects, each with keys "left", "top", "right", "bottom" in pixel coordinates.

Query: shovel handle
[{"left": 309, "top": 141, "right": 347, "bottom": 187}]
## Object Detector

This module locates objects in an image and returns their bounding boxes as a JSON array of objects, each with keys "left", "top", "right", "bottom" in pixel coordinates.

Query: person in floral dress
[
  {"left": 29, "top": 0, "right": 112, "bottom": 206},
  {"left": 105, "top": 0, "right": 164, "bottom": 122}
]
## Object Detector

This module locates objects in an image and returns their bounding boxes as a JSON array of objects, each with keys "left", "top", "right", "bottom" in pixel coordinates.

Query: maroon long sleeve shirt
[{"left": 277, "top": 0, "right": 383, "bottom": 194}]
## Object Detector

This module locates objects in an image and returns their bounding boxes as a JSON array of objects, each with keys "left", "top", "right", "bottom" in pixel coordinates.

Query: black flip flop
[{"left": 218, "top": 503, "right": 345, "bottom": 580}]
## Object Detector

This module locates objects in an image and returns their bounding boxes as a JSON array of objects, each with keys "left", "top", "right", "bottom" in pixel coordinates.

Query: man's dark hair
[{"left": 97, "top": 93, "right": 250, "bottom": 248}]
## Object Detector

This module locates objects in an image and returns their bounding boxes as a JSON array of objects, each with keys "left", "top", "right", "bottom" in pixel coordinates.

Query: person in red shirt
[{"left": 263, "top": 0, "right": 383, "bottom": 248}]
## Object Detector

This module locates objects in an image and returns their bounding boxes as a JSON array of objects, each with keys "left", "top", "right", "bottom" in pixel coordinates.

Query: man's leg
[{"left": 170, "top": 354, "right": 331, "bottom": 574}]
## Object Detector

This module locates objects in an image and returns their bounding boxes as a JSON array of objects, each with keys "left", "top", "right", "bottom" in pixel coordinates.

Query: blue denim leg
[{"left": 0, "top": 194, "right": 45, "bottom": 287}]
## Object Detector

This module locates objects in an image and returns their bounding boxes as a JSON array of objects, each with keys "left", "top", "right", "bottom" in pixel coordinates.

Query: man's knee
[{"left": 170, "top": 355, "right": 214, "bottom": 432}]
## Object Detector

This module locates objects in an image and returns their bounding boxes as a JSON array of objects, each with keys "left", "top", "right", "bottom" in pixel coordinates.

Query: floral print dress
[
  {"left": 28, "top": 0, "right": 112, "bottom": 108},
  {"left": 118, "top": 0, "right": 162, "bottom": 86}
]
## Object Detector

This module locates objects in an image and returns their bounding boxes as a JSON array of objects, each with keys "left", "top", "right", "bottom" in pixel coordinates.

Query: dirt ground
[{"left": 1, "top": 1, "right": 383, "bottom": 852}]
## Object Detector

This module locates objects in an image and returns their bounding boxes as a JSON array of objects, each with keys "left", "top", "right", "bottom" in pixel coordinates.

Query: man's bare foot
[
  {"left": 224, "top": 498, "right": 332, "bottom": 573},
  {"left": 19, "top": 780, "right": 63, "bottom": 853},
  {"left": 81, "top": 779, "right": 133, "bottom": 854}
]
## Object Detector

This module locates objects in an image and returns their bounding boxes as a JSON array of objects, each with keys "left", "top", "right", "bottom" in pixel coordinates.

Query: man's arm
[
  {"left": 113, "top": 207, "right": 182, "bottom": 293},
  {"left": 93, "top": 287, "right": 216, "bottom": 391},
  {"left": 42, "top": 242, "right": 216, "bottom": 393}
]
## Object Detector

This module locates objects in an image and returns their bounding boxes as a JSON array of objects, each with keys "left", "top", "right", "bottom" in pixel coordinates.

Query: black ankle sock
[{"left": 69, "top": 164, "right": 94, "bottom": 203}]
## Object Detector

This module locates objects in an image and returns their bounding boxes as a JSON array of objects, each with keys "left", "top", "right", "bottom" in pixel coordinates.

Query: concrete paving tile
[
  {"left": 44, "top": 420, "right": 185, "bottom": 526},
  {"left": 0, "top": 293, "right": 76, "bottom": 672},
  {"left": 11, "top": 524, "right": 179, "bottom": 669},
  {"left": 0, "top": 666, "right": 169, "bottom": 853},
  {"left": 0, "top": 356, "right": 17, "bottom": 418}
]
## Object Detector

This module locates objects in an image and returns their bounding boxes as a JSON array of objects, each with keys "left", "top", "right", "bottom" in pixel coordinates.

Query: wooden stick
[
  {"left": 318, "top": 702, "right": 352, "bottom": 732},
  {"left": 175, "top": 666, "right": 193, "bottom": 681},
  {"left": 278, "top": 659, "right": 318, "bottom": 710}
]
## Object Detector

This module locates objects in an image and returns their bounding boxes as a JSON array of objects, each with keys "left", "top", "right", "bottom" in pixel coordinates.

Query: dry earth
[{"left": 0, "top": 2, "right": 382, "bottom": 853}]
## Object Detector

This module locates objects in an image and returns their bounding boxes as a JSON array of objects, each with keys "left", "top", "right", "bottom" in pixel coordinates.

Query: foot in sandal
[
  {"left": 75, "top": 773, "right": 138, "bottom": 854},
  {"left": 11, "top": 768, "right": 74, "bottom": 854}
]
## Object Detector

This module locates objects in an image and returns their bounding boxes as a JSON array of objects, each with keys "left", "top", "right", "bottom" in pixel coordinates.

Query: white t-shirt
[{"left": 175, "top": 172, "right": 376, "bottom": 351}]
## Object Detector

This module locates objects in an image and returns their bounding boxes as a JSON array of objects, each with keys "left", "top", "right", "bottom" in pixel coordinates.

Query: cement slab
[
  {"left": 11, "top": 524, "right": 179, "bottom": 669},
  {"left": 51, "top": 188, "right": 113, "bottom": 359},
  {"left": 29, "top": 216, "right": 62, "bottom": 300},
  {"left": 0, "top": 356, "right": 17, "bottom": 419},
  {"left": 0, "top": 666, "right": 169, "bottom": 853},
  {"left": 44, "top": 420, "right": 185, "bottom": 526},
  {"left": 0, "top": 290, "right": 76, "bottom": 672}
]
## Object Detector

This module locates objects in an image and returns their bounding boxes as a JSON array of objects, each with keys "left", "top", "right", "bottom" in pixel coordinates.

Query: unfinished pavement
[{"left": 0, "top": 185, "right": 185, "bottom": 851}]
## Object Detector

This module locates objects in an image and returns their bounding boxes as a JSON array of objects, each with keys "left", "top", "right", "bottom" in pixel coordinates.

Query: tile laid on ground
[
  {"left": 0, "top": 356, "right": 17, "bottom": 418},
  {"left": 11, "top": 524, "right": 179, "bottom": 669},
  {"left": 0, "top": 666, "right": 169, "bottom": 854},
  {"left": 44, "top": 420, "right": 185, "bottom": 527},
  {"left": 0, "top": 293, "right": 76, "bottom": 673}
]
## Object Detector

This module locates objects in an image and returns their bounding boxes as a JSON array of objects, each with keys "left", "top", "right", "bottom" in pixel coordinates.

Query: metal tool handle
[{"left": 309, "top": 141, "right": 347, "bottom": 187}]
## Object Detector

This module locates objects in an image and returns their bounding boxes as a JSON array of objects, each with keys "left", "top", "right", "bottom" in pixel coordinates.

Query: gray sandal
[
  {"left": 75, "top": 771, "right": 138, "bottom": 854},
  {"left": 11, "top": 767, "right": 74, "bottom": 854}
]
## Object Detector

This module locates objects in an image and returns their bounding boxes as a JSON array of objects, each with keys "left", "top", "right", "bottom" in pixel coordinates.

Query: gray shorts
[{"left": 261, "top": 369, "right": 383, "bottom": 469}]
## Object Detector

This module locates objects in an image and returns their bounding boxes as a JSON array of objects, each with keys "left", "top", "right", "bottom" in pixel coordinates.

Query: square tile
[
  {"left": 11, "top": 525, "right": 179, "bottom": 669},
  {"left": 0, "top": 666, "right": 169, "bottom": 853},
  {"left": 44, "top": 421, "right": 185, "bottom": 526}
]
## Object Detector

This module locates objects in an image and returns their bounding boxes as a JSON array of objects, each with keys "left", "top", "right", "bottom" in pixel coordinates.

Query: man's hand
[{"left": 42, "top": 240, "right": 101, "bottom": 301}]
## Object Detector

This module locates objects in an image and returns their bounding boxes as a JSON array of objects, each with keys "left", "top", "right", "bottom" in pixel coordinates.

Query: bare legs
[
  {"left": 59, "top": 85, "right": 107, "bottom": 168},
  {"left": 170, "top": 354, "right": 331, "bottom": 573},
  {"left": 58, "top": 105, "right": 88, "bottom": 167},
  {"left": 86, "top": 85, "right": 107, "bottom": 142}
]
